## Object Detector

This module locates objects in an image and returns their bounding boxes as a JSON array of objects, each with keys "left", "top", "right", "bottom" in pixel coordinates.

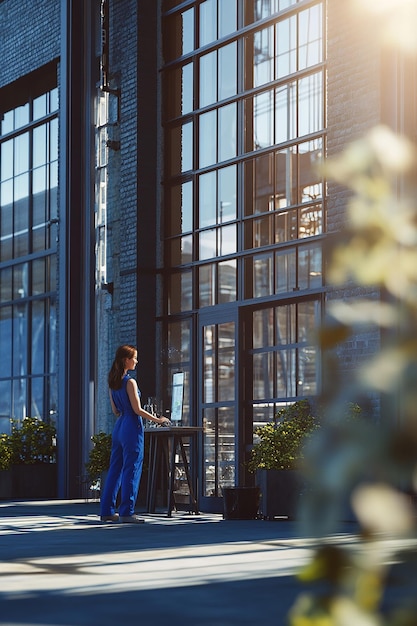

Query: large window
[
  {"left": 161, "top": 0, "right": 325, "bottom": 500},
  {"left": 0, "top": 80, "right": 58, "bottom": 432}
]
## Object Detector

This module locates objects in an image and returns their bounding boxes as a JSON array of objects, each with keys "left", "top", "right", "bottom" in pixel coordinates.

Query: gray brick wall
[
  {"left": 0, "top": 0, "right": 60, "bottom": 88},
  {"left": 326, "top": 0, "right": 382, "bottom": 409}
]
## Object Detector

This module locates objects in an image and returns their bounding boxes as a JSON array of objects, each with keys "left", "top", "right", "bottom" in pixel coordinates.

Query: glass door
[{"left": 198, "top": 309, "right": 237, "bottom": 512}]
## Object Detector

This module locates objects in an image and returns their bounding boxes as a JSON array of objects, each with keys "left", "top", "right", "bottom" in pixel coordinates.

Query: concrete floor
[{"left": 1, "top": 499, "right": 410, "bottom": 626}]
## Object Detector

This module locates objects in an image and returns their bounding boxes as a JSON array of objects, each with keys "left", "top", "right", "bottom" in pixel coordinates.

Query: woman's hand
[{"left": 158, "top": 417, "right": 171, "bottom": 427}]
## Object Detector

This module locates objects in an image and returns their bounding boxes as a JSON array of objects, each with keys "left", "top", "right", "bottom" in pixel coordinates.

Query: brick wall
[
  {"left": 326, "top": 0, "right": 382, "bottom": 407},
  {"left": 0, "top": 0, "right": 59, "bottom": 88}
]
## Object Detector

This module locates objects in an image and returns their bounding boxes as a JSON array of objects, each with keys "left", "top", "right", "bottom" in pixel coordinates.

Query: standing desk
[{"left": 145, "top": 426, "right": 202, "bottom": 517}]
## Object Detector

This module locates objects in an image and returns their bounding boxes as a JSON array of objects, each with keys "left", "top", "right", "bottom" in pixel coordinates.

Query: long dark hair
[{"left": 108, "top": 344, "right": 136, "bottom": 390}]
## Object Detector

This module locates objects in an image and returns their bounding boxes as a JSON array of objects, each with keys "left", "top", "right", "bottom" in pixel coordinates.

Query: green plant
[
  {"left": 0, "top": 432, "right": 12, "bottom": 470},
  {"left": 248, "top": 399, "right": 319, "bottom": 472},
  {"left": 85, "top": 432, "right": 112, "bottom": 483},
  {"left": 9, "top": 417, "right": 56, "bottom": 465}
]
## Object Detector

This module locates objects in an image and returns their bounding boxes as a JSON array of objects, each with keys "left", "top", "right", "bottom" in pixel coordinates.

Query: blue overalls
[{"left": 100, "top": 375, "right": 144, "bottom": 517}]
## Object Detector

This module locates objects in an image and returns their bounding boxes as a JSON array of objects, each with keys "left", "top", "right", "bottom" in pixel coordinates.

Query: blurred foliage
[
  {"left": 248, "top": 400, "right": 319, "bottom": 472},
  {"left": 288, "top": 124, "right": 417, "bottom": 625}
]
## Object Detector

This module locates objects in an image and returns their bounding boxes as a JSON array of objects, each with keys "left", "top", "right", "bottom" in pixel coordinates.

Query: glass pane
[
  {"left": 218, "top": 103, "right": 236, "bottom": 162},
  {"left": 1, "top": 178, "right": 13, "bottom": 206},
  {"left": 168, "top": 319, "right": 191, "bottom": 363},
  {"left": 15, "top": 172, "right": 29, "bottom": 202},
  {"left": 218, "top": 42, "right": 237, "bottom": 101},
  {"left": 253, "top": 351, "right": 273, "bottom": 400},
  {"left": 254, "top": 91, "right": 273, "bottom": 150},
  {"left": 298, "top": 72, "right": 323, "bottom": 137},
  {"left": 13, "top": 263, "right": 28, "bottom": 299},
  {"left": 169, "top": 180, "right": 193, "bottom": 235},
  {"left": 169, "top": 235, "right": 192, "bottom": 265},
  {"left": 199, "top": 170, "right": 216, "bottom": 227},
  {"left": 49, "top": 296, "right": 57, "bottom": 374},
  {"left": 50, "top": 118, "right": 58, "bottom": 159},
  {"left": 244, "top": 154, "right": 274, "bottom": 217},
  {"left": 275, "top": 209, "right": 298, "bottom": 242},
  {"left": 13, "top": 302, "right": 28, "bottom": 376},
  {"left": 1, "top": 139, "right": 13, "bottom": 181},
  {"left": 253, "top": 253, "right": 273, "bottom": 297},
  {"left": 199, "top": 264, "right": 215, "bottom": 308},
  {"left": 181, "top": 121, "right": 193, "bottom": 172},
  {"left": 182, "top": 63, "right": 194, "bottom": 115},
  {"left": 13, "top": 378, "right": 27, "bottom": 421},
  {"left": 164, "top": 8, "right": 194, "bottom": 60},
  {"left": 218, "top": 322, "right": 235, "bottom": 402},
  {"left": 276, "top": 146, "right": 297, "bottom": 207},
  {"left": 14, "top": 133, "right": 29, "bottom": 174},
  {"left": 253, "top": 26, "right": 274, "bottom": 88},
  {"left": 218, "top": 224, "right": 236, "bottom": 256},
  {"left": 200, "top": 0, "right": 217, "bottom": 47},
  {"left": 275, "top": 249, "right": 296, "bottom": 292},
  {"left": 168, "top": 270, "right": 192, "bottom": 313},
  {"left": 1, "top": 110, "right": 13, "bottom": 135},
  {"left": 219, "top": 0, "right": 236, "bottom": 38},
  {"left": 298, "top": 346, "right": 317, "bottom": 395},
  {"left": 276, "top": 349, "right": 296, "bottom": 396},
  {"left": 0, "top": 306, "right": 12, "bottom": 377},
  {"left": 200, "top": 51, "right": 217, "bottom": 107},
  {"left": 276, "top": 16, "right": 296, "bottom": 79},
  {"left": 31, "top": 377, "right": 44, "bottom": 418},
  {"left": 203, "top": 407, "right": 216, "bottom": 496},
  {"left": 0, "top": 382, "right": 11, "bottom": 425},
  {"left": 199, "top": 228, "right": 216, "bottom": 260},
  {"left": 299, "top": 139, "right": 323, "bottom": 203},
  {"left": 203, "top": 324, "right": 215, "bottom": 403},
  {"left": 33, "top": 165, "right": 47, "bottom": 195},
  {"left": 251, "top": 214, "right": 274, "bottom": 247},
  {"left": 218, "top": 406, "right": 235, "bottom": 487},
  {"left": 275, "top": 83, "right": 296, "bottom": 144},
  {"left": 218, "top": 259, "right": 236, "bottom": 303},
  {"left": 199, "top": 110, "right": 216, "bottom": 168},
  {"left": 298, "top": 4, "right": 322, "bottom": 71},
  {"left": 253, "top": 308, "right": 273, "bottom": 349},
  {"left": 32, "top": 258, "right": 46, "bottom": 295},
  {"left": 14, "top": 189, "right": 29, "bottom": 257},
  {"left": 32, "top": 300, "right": 45, "bottom": 375},
  {"left": 298, "top": 244, "right": 322, "bottom": 288},
  {"left": 299, "top": 204, "right": 322, "bottom": 237},
  {"left": 50, "top": 88, "right": 59, "bottom": 113},
  {"left": 219, "top": 165, "right": 236, "bottom": 222},
  {"left": 0, "top": 267, "right": 12, "bottom": 301},
  {"left": 33, "top": 125, "right": 47, "bottom": 167},
  {"left": 276, "top": 304, "right": 296, "bottom": 344},
  {"left": 14, "top": 103, "right": 29, "bottom": 129},
  {"left": 33, "top": 94, "right": 47, "bottom": 120}
]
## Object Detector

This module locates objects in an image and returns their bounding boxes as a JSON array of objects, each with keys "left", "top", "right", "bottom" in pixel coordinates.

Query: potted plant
[
  {"left": 85, "top": 432, "right": 112, "bottom": 495},
  {"left": 0, "top": 417, "right": 57, "bottom": 500},
  {"left": 248, "top": 399, "right": 319, "bottom": 519},
  {"left": 0, "top": 432, "right": 13, "bottom": 499}
]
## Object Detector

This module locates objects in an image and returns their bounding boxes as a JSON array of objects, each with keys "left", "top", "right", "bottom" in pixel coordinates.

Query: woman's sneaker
[
  {"left": 100, "top": 514, "right": 119, "bottom": 522},
  {"left": 120, "top": 515, "right": 145, "bottom": 524}
]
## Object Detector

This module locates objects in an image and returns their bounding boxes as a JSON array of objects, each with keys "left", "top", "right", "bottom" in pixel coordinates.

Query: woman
[{"left": 100, "top": 344, "right": 170, "bottom": 523}]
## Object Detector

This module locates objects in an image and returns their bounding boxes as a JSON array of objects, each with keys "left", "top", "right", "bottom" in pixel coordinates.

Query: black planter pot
[
  {"left": 256, "top": 469, "right": 304, "bottom": 520},
  {"left": 0, "top": 469, "right": 13, "bottom": 500},
  {"left": 12, "top": 463, "right": 57, "bottom": 499},
  {"left": 223, "top": 486, "right": 260, "bottom": 520}
]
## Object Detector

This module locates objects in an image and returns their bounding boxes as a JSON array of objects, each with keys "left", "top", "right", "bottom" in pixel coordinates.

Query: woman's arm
[
  {"left": 126, "top": 379, "right": 170, "bottom": 425},
  {"left": 109, "top": 389, "right": 121, "bottom": 417}
]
